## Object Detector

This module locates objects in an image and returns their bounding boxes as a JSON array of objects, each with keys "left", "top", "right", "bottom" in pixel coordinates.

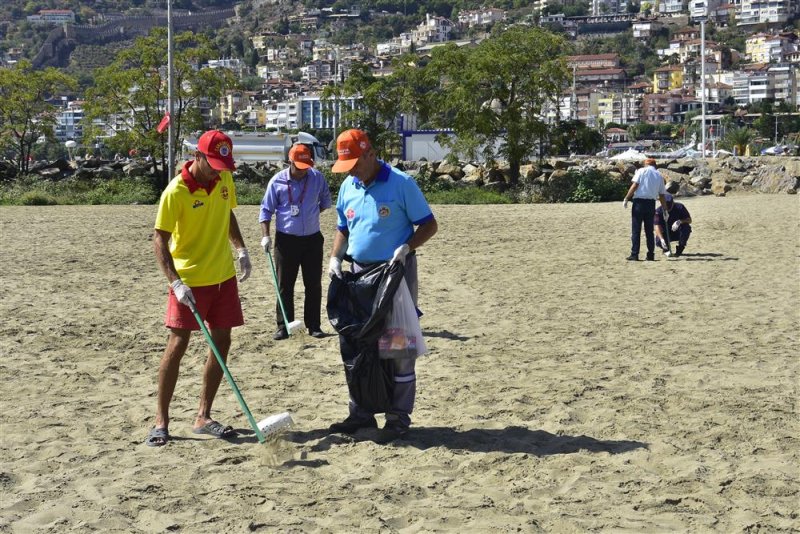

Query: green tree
[
  {"left": 423, "top": 26, "right": 571, "bottom": 182},
  {"left": 549, "top": 120, "right": 605, "bottom": 155},
  {"left": 321, "top": 62, "right": 406, "bottom": 157},
  {"left": 0, "top": 60, "right": 76, "bottom": 175},
  {"left": 722, "top": 125, "right": 754, "bottom": 155},
  {"left": 85, "top": 28, "right": 234, "bottom": 189}
]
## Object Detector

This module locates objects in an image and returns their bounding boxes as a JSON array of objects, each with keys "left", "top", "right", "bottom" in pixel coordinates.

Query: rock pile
[
  {"left": 11, "top": 155, "right": 800, "bottom": 198},
  {"left": 391, "top": 156, "right": 800, "bottom": 197}
]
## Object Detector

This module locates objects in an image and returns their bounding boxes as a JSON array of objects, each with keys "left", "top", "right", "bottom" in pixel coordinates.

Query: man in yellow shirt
[{"left": 145, "top": 130, "right": 251, "bottom": 447}]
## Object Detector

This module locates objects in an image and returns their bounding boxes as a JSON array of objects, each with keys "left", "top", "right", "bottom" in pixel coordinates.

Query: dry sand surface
[{"left": 1, "top": 193, "right": 798, "bottom": 532}]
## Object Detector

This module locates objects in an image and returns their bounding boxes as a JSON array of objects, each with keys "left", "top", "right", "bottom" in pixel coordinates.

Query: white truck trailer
[{"left": 183, "top": 131, "right": 328, "bottom": 164}]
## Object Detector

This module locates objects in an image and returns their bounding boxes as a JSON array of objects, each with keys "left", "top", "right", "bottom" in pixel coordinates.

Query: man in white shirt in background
[{"left": 622, "top": 158, "right": 669, "bottom": 261}]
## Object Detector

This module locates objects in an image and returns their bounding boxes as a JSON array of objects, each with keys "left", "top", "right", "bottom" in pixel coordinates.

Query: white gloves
[
  {"left": 328, "top": 257, "right": 342, "bottom": 279},
  {"left": 260, "top": 235, "right": 272, "bottom": 253},
  {"left": 170, "top": 279, "right": 195, "bottom": 307},
  {"left": 622, "top": 199, "right": 629, "bottom": 209},
  {"left": 671, "top": 220, "right": 681, "bottom": 232},
  {"left": 391, "top": 244, "right": 410, "bottom": 264},
  {"left": 236, "top": 248, "right": 251, "bottom": 282}
]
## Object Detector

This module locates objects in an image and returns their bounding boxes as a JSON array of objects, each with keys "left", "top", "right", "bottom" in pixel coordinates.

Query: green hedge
[
  {"left": 0, "top": 166, "right": 626, "bottom": 206},
  {"left": 0, "top": 175, "right": 159, "bottom": 205}
]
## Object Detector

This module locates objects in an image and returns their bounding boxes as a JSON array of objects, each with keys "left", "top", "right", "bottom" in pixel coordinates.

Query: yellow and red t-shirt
[{"left": 155, "top": 161, "right": 237, "bottom": 287}]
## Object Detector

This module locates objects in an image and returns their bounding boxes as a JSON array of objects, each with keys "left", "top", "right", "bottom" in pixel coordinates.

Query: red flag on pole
[{"left": 156, "top": 112, "right": 170, "bottom": 134}]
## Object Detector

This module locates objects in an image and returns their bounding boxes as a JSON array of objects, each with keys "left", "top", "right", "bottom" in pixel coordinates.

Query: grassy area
[
  {"left": 0, "top": 175, "right": 160, "bottom": 206},
  {"left": 0, "top": 167, "right": 623, "bottom": 206}
]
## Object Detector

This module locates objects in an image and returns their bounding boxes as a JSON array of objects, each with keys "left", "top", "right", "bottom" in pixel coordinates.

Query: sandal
[
  {"left": 145, "top": 427, "right": 169, "bottom": 447},
  {"left": 192, "top": 420, "right": 235, "bottom": 438}
]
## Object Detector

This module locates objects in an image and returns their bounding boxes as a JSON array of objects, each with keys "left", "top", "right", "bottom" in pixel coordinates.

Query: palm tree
[{"left": 723, "top": 126, "right": 754, "bottom": 156}]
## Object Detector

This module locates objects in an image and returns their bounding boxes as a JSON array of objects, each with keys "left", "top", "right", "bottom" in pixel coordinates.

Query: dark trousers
[
  {"left": 274, "top": 231, "right": 324, "bottom": 330},
  {"left": 349, "top": 255, "right": 419, "bottom": 427},
  {"left": 631, "top": 198, "right": 656, "bottom": 257},
  {"left": 656, "top": 224, "right": 692, "bottom": 248}
]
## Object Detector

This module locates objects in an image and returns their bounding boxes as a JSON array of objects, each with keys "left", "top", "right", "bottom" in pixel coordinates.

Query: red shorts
[{"left": 165, "top": 277, "right": 244, "bottom": 330}]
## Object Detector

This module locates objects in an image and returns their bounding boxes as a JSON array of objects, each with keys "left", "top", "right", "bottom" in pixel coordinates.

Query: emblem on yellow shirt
[
  {"left": 221, "top": 186, "right": 229, "bottom": 200},
  {"left": 192, "top": 200, "right": 204, "bottom": 209}
]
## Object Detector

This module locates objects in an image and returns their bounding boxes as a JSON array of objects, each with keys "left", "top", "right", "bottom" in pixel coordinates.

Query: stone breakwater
[
  {"left": 9, "top": 155, "right": 799, "bottom": 198},
  {"left": 391, "top": 156, "right": 800, "bottom": 197}
]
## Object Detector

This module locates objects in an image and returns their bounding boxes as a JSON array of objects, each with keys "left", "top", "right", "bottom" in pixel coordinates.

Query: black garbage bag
[{"left": 327, "top": 261, "right": 405, "bottom": 413}]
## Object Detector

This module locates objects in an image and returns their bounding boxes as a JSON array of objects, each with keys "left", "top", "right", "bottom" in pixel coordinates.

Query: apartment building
[
  {"left": 745, "top": 32, "right": 795, "bottom": 63},
  {"left": 566, "top": 53, "right": 620, "bottom": 70},
  {"left": 653, "top": 65, "right": 684, "bottom": 93},
  {"left": 642, "top": 91, "right": 685, "bottom": 123},
  {"left": 633, "top": 19, "right": 663, "bottom": 40},
  {"left": 591, "top": 0, "right": 623, "bottom": 15},
  {"left": 659, "top": 0, "right": 685, "bottom": 15},
  {"left": 219, "top": 91, "right": 247, "bottom": 124},
  {"left": 55, "top": 100, "right": 84, "bottom": 141},
  {"left": 457, "top": 8, "right": 506, "bottom": 27},
  {"left": 376, "top": 33, "right": 413, "bottom": 57},
  {"left": 206, "top": 58, "right": 248, "bottom": 78},
  {"left": 690, "top": 0, "right": 722, "bottom": 20},
  {"left": 27, "top": 9, "right": 75, "bottom": 24},
  {"left": 301, "top": 60, "right": 336, "bottom": 83},
  {"left": 596, "top": 92, "right": 642, "bottom": 124},
  {"left": 265, "top": 100, "right": 299, "bottom": 130},
  {"left": 412, "top": 14, "right": 453, "bottom": 45},
  {"left": 737, "top": 0, "right": 792, "bottom": 26},
  {"left": 297, "top": 95, "right": 360, "bottom": 130},
  {"left": 575, "top": 67, "right": 627, "bottom": 87},
  {"left": 768, "top": 63, "right": 797, "bottom": 104},
  {"left": 236, "top": 107, "right": 267, "bottom": 129}
]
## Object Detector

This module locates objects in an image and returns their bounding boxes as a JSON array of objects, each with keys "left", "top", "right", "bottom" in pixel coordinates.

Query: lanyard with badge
[{"left": 287, "top": 175, "right": 308, "bottom": 217}]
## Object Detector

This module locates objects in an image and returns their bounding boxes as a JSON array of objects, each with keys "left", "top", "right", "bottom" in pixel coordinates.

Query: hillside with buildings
[{"left": 1, "top": 0, "right": 798, "bottom": 156}]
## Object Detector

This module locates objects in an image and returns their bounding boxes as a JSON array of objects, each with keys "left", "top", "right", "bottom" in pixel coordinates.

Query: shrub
[
  {"left": 20, "top": 191, "right": 58, "bottom": 205},
  {"left": 568, "top": 168, "right": 627, "bottom": 203},
  {"left": 426, "top": 186, "right": 512, "bottom": 205},
  {"left": 0, "top": 175, "right": 158, "bottom": 205},
  {"left": 235, "top": 181, "right": 267, "bottom": 205},
  {"left": 85, "top": 178, "right": 159, "bottom": 205}
]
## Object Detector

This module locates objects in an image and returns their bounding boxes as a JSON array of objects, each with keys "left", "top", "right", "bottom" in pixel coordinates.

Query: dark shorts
[{"left": 165, "top": 276, "right": 244, "bottom": 330}]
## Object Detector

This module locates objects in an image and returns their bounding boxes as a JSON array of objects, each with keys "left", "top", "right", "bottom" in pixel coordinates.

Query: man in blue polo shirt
[
  {"left": 327, "top": 129, "right": 438, "bottom": 443},
  {"left": 259, "top": 143, "right": 332, "bottom": 339}
]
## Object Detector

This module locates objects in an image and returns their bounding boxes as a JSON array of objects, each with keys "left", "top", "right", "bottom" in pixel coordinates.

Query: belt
[{"left": 350, "top": 250, "right": 416, "bottom": 265}]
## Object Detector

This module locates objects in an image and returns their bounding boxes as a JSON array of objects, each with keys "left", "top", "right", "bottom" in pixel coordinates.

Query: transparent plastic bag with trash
[{"left": 378, "top": 278, "right": 427, "bottom": 359}]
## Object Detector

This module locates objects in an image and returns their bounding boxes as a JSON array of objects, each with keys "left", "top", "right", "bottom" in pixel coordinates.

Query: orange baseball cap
[
  {"left": 288, "top": 143, "right": 314, "bottom": 169},
  {"left": 197, "top": 130, "right": 236, "bottom": 171},
  {"left": 331, "top": 129, "right": 371, "bottom": 173}
]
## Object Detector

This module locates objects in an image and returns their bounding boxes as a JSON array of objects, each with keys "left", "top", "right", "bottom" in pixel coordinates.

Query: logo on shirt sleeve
[{"left": 378, "top": 205, "right": 391, "bottom": 218}]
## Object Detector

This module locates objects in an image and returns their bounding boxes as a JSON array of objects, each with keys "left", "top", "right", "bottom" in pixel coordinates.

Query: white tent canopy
[{"left": 609, "top": 147, "right": 647, "bottom": 161}]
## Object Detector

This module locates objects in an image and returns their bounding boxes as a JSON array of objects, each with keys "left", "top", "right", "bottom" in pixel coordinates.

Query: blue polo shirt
[{"left": 336, "top": 161, "right": 434, "bottom": 263}]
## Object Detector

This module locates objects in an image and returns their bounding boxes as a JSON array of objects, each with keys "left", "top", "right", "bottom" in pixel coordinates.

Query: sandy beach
[{"left": 0, "top": 193, "right": 797, "bottom": 532}]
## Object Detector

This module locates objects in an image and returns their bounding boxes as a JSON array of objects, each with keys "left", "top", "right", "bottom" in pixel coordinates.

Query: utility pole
[
  {"left": 774, "top": 114, "right": 778, "bottom": 144},
  {"left": 167, "top": 0, "right": 175, "bottom": 179},
  {"left": 700, "top": 18, "right": 706, "bottom": 159},
  {"left": 572, "top": 64, "right": 577, "bottom": 121}
]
